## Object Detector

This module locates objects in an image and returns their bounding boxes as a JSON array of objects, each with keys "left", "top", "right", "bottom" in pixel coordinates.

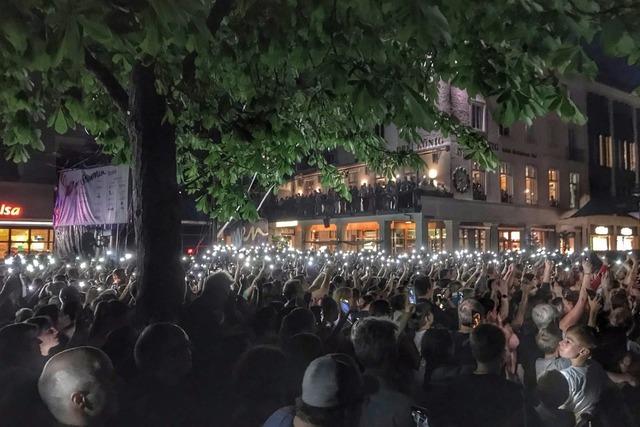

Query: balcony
[{"left": 263, "top": 183, "right": 452, "bottom": 220}]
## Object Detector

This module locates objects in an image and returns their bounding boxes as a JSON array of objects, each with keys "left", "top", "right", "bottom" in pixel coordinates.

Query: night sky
[{"left": 585, "top": 42, "right": 640, "bottom": 93}]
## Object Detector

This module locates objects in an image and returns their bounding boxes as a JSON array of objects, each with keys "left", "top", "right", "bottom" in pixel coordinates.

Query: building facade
[{"left": 268, "top": 80, "right": 640, "bottom": 254}]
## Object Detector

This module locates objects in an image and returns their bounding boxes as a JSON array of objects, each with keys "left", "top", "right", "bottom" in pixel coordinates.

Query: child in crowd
[
  {"left": 558, "top": 324, "right": 607, "bottom": 423},
  {"left": 535, "top": 326, "right": 570, "bottom": 380}
]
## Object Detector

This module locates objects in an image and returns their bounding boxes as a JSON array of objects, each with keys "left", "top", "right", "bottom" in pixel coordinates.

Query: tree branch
[{"left": 84, "top": 49, "right": 129, "bottom": 113}]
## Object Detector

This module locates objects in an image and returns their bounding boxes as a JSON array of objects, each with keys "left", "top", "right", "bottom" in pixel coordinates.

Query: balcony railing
[{"left": 263, "top": 185, "right": 453, "bottom": 220}]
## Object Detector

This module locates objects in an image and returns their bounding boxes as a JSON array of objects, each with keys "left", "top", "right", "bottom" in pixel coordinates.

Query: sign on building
[{"left": 54, "top": 165, "right": 129, "bottom": 226}]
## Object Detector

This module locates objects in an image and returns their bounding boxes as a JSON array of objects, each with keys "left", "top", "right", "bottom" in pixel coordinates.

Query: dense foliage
[{"left": 0, "top": 0, "right": 638, "bottom": 219}]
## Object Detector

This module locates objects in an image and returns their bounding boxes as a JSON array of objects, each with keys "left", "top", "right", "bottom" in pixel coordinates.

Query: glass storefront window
[
  {"left": 10, "top": 229, "right": 29, "bottom": 242},
  {"left": 530, "top": 231, "right": 546, "bottom": 249},
  {"left": 0, "top": 227, "right": 54, "bottom": 255},
  {"left": 307, "top": 224, "right": 337, "bottom": 251},
  {"left": 500, "top": 230, "right": 521, "bottom": 251},
  {"left": 617, "top": 236, "right": 634, "bottom": 251},
  {"left": 428, "top": 221, "right": 446, "bottom": 252},
  {"left": 591, "top": 236, "right": 610, "bottom": 251},
  {"left": 30, "top": 229, "right": 48, "bottom": 242},
  {"left": 391, "top": 221, "right": 416, "bottom": 254},
  {"left": 345, "top": 222, "right": 380, "bottom": 251}
]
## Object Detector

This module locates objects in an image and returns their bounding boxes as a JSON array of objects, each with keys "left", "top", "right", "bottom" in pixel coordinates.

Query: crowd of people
[
  {"left": 0, "top": 244, "right": 639, "bottom": 426},
  {"left": 265, "top": 176, "right": 450, "bottom": 219}
]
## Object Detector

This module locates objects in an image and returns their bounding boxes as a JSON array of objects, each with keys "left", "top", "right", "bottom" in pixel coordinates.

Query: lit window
[
  {"left": 525, "top": 165, "right": 538, "bottom": 205},
  {"left": 569, "top": 173, "right": 580, "bottom": 209},
  {"left": 599, "top": 135, "right": 613, "bottom": 167},
  {"left": 471, "top": 101, "right": 486, "bottom": 131},
  {"left": 623, "top": 141, "right": 637, "bottom": 171},
  {"left": 548, "top": 169, "right": 559, "bottom": 206},
  {"left": 499, "top": 162, "right": 513, "bottom": 203}
]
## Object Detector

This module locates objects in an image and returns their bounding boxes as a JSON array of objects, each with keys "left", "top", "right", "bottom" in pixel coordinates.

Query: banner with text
[{"left": 54, "top": 165, "right": 129, "bottom": 226}]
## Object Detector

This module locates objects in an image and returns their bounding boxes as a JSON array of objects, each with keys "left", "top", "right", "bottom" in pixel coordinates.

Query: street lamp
[{"left": 428, "top": 168, "right": 438, "bottom": 179}]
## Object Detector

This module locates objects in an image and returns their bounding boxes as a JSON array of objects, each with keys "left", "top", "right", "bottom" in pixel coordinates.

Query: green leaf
[
  {"left": 79, "top": 17, "right": 113, "bottom": 45},
  {"left": 53, "top": 108, "right": 68, "bottom": 134},
  {"left": 1, "top": 19, "right": 28, "bottom": 53}
]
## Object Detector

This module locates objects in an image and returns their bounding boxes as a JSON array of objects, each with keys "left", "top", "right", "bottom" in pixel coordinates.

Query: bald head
[{"left": 38, "top": 347, "right": 116, "bottom": 426}]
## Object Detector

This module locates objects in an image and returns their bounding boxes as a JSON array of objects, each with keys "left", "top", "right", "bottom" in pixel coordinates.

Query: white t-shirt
[
  {"left": 535, "top": 356, "right": 571, "bottom": 380},
  {"left": 559, "top": 361, "right": 606, "bottom": 420}
]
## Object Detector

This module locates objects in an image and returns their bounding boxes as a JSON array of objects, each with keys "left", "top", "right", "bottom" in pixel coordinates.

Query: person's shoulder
[{"left": 262, "top": 406, "right": 295, "bottom": 427}]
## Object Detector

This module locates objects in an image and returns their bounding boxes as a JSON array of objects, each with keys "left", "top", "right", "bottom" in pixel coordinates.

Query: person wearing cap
[{"left": 262, "top": 353, "right": 366, "bottom": 427}]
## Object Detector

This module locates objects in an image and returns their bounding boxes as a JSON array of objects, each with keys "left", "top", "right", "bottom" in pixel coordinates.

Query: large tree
[{"left": 0, "top": 0, "right": 638, "bottom": 319}]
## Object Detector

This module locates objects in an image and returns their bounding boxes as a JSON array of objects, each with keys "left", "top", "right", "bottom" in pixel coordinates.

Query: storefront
[
  {"left": 391, "top": 220, "right": 416, "bottom": 254},
  {"left": 590, "top": 225, "right": 613, "bottom": 251},
  {"left": 459, "top": 224, "right": 488, "bottom": 251},
  {"left": 428, "top": 221, "right": 446, "bottom": 252},
  {"left": 306, "top": 224, "right": 337, "bottom": 251},
  {"left": 270, "top": 220, "right": 301, "bottom": 248},
  {"left": 588, "top": 224, "right": 639, "bottom": 251},
  {"left": 616, "top": 226, "right": 637, "bottom": 251},
  {"left": 498, "top": 227, "right": 522, "bottom": 251},
  {"left": 344, "top": 221, "right": 379, "bottom": 251},
  {"left": 0, "top": 182, "right": 55, "bottom": 256}
]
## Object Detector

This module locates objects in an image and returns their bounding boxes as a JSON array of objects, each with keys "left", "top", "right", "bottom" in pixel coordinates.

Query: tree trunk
[{"left": 128, "top": 62, "right": 184, "bottom": 321}]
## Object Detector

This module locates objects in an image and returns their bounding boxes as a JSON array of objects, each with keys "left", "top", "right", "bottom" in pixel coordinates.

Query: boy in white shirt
[{"left": 557, "top": 324, "right": 606, "bottom": 423}]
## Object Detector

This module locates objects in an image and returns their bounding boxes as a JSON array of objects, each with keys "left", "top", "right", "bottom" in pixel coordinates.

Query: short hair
[
  {"left": 369, "top": 299, "right": 391, "bottom": 317},
  {"left": 25, "top": 316, "right": 54, "bottom": 335},
  {"left": 458, "top": 298, "right": 485, "bottom": 327},
  {"left": 610, "top": 289, "right": 628, "bottom": 310},
  {"left": 413, "top": 276, "right": 432, "bottom": 296},
  {"left": 470, "top": 324, "right": 505, "bottom": 364},
  {"left": 563, "top": 290, "right": 579, "bottom": 305},
  {"left": 537, "top": 370, "right": 569, "bottom": 408},
  {"left": 280, "top": 308, "right": 316, "bottom": 342},
  {"left": 609, "top": 307, "right": 631, "bottom": 328},
  {"left": 283, "top": 279, "right": 302, "bottom": 301},
  {"left": 421, "top": 328, "right": 453, "bottom": 366},
  {"left": 566, "top": 324, "right": 597, "bottom": 350},
  {"left": 536, "top": 327, "right": 562, "bottom": 354},
  {"left": 351, "top": 318, "right": 398, "bottom": 369}
]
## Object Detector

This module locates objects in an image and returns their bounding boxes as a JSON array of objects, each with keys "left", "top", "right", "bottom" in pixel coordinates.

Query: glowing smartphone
[
  {"left": 408, "top": 286, "right": 417, "bottom": 304},
  {"left": 340, "top": 299, "right": 350, "bottom": 314}
]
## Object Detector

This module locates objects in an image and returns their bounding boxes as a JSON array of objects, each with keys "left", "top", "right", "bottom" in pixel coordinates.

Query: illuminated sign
[
  {"left": 620, "top": 227, "right": 633, "bottom": 236},
  {"left": 275, "top": 220, "right": 299, "bottom": 228},
  {"left": 594, "top": 226, "right": 609, "bottom": 235},
  {"left": 0, "top": 203, "right": 22, "bottom": 217}
]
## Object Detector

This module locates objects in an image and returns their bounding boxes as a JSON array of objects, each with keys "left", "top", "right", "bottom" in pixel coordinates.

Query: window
[
  {"left": 0, "top": 228, "right": 53, "bottom": 255},
  {"left": 428, "top": 221, "right": 446, "bottom": 252},
  {"left": 472, "top": 162, "right": 486, "bottom": 200},
  {"left": 499, "top": 162, "right": 513, "bottom": 203},
  {"left": 599, "top": 135, "right": 613, "bottom": 167},
  {"left": 569, "top": 173, "right": 579, "bottom": 209},
  {"left": 499, "top": 125, "right": 510, "bottom": 136},
  {"left": 525, "top": 165, "right": 538, "bottom": 204},
  {"left": 500, "top": 230, "right": 521, "bottom": 251},
  {"left": 471, "top": 101, "right": 486, "bottom": 131},
  {"left": 623, "top": 141, "right": 637, "bottom": 171},
  {"left": 548, "top": 169, "right": 559, "bottom": 207}
]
